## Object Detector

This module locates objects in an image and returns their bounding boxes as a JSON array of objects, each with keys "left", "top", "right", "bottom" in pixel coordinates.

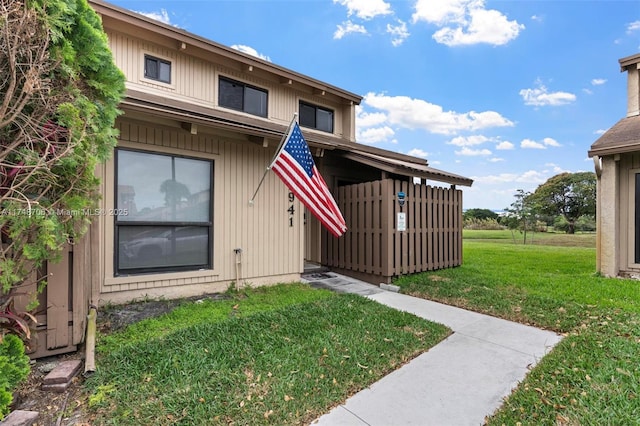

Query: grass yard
[
  {"left": 463, "top": 228, "right": 597, "bottom": 247},
  {"left": 85, "top": 284, "right": 450, "bottom": 425},
  {"left": 395, "top": 232, "right": 640, "bottom": 424}
]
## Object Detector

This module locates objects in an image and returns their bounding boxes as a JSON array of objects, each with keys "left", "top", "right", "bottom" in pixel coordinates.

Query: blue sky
[{"left": 108, "top": 0, "right": 640, "bottom": 211}]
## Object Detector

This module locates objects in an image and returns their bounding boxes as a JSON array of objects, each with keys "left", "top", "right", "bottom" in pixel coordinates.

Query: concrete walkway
[{"left": 301, "top": 272, "right": 563, "bottom": 426}]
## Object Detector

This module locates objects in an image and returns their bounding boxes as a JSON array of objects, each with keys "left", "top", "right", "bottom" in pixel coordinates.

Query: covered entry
[{"left": 304, "top": 148, "right": 472, "bottom": 283}]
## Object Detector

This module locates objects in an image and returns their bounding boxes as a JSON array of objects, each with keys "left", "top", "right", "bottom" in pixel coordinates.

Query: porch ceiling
[
  {"left": 589, "top": 115, "right": 640, "bottom": 157},
  {"left": 342, "top": 150, "right": 474, "bottom": 187}
]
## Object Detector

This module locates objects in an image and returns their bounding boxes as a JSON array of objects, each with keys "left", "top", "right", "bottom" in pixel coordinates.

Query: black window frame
[
  {"left": 299, "top": 101, "right": 334, "bottom": 133},
  {"left": 114, "top": 148, "right": 213, "bottom": 276},
  {"left": 218, "top": 76, "right": 268, "bottom": 117},
  {"left": 144, "top": 54, "right": 172, "bottom": 84}
]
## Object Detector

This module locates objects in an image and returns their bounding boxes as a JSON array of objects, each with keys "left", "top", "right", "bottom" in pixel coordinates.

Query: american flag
[{"left": 271, "top": 122, "right": 347, "bottom": 237}]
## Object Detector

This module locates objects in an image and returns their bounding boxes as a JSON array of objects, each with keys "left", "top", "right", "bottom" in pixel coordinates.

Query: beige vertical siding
[
  {"left": 98, "top": 120, "right": 303, "bottom": 304},
  {"left": 598, "top": 156, "right": 620, "bottom": 277},
  {"left": 106, "top": 29, "right": 345, "bottom": 133}
]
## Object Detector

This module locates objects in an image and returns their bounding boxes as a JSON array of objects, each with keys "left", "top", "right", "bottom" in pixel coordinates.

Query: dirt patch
[{"left": 10, "top": 292, "right": 228, "bottom": 425}]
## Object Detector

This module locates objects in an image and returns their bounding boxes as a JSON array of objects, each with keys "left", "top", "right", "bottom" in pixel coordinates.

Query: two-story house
[
  {"left": 26, "top": 0, "right": 473, "bottom": 358},
  {"left": 589, "top": 53, "right": 640, "bottom": 278}
]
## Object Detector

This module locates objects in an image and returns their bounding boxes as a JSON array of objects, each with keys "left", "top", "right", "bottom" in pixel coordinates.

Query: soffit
[{"left": 342, "top": 151, "right": 473, "bottom": 187}]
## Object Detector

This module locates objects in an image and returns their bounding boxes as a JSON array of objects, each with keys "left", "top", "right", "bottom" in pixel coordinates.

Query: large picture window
[
  {"left": 115, "top": 149, "right": 212, "bottom": 275},
  {"left": 218, "top": 77, "right": 268, "bottom": 117},
  {"left": 299, "top": 101, "right": 334, "bottom": 133}
]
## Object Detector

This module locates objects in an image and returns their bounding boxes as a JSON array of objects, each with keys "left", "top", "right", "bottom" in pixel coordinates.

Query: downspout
[
  {"left": 84, "top": 304, "right": 98, "bottom": 375},
  {"left": 593, "top": 155, "right": 602, "bottom": 274}
]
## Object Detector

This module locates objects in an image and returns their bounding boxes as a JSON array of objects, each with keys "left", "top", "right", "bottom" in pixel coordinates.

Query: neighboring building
[
  {"left": 23, "top": 0, "right": 473, "bottom": 357},
  {"left": 588, "top": 53, "right": 640, "bottom": 278}
]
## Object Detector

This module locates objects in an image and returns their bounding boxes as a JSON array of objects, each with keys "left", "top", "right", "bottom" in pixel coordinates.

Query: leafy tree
[
  {"left": 463, "top": 208, "right": 498, "bottom": 221},
  {"left": 0, "top": 0, "right": 125, "bottom": 300},
  {"left": 503, "top": 189, "right": 535, "bottom": 244},
  {"left": 529, "top": 172, "right": 596, "bottom": 234}
]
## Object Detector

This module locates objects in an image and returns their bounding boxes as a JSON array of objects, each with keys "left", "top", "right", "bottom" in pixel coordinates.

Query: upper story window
[
  {"left": 144, "top": 55, "right": 171, "bottom": 84},
  {"left": 218, "top": 77, "right": 268, "bottom": 117},
  {"left": 299, "top": 101, "right": 334, "bottom": 133}
]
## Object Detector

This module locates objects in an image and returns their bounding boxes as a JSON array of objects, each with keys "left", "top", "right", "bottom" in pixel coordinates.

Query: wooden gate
[
  {"left": 12, "top": 229, "right": 94, "bottom": 359},
  {"left": 324, "top": 179, "right": 463, "bottom": 283}
]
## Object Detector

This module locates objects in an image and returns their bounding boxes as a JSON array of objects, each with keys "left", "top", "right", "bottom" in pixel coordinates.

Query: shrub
[
  {"left": 0, "top": 334, "right": 31, "bottom": 419},
  {"left": 463, "top": 218, "right": 505, "bottom": 230}
]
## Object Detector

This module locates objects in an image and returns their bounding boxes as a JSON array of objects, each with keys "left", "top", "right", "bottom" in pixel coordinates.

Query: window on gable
[
  {"left": 218, "top": 77, "right": 268, "bottom": 117},
  {"left": 144, "top": 55, "right": 171, "bottom": 84},
  {"left": 299, "top": 101, "right": 334, "bottom": 133},
  {"left": 115, "top": 149, "right": 213, "bottom": 275}
]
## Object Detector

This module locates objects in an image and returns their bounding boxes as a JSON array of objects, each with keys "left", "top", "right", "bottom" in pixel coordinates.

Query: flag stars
[{"left": 284, "top": 125, "right": 314, "bottom": 177}]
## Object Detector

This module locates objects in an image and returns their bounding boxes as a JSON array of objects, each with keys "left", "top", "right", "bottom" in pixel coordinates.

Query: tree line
[{"left": 464, "top": 172, "right": 597, "bottom": 240}]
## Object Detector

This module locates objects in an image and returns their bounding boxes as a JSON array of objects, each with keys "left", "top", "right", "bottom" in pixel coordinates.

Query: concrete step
[
  {"left": 41, "top": 360, "right": 82, "bottom": 392},
  {"left": 0, "top": 410, "right": 39, "bottom": 426}
]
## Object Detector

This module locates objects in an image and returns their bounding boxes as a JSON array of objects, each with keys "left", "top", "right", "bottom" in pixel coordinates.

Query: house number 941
[{"left": 288, "top": 192, "right": 295, "bottom": 227}]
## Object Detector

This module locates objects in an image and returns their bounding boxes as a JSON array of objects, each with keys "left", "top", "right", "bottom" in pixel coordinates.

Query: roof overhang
[
  {"left": 120, "top": 90, "right": 473, "bottom": 187},
  {"left": 588, "top": 115, "right": 640, "bottom": 157},
  {"left": 90, "top": 0, "right": 362, "bottom": 105},
  {"left": 343, "top": 150, "right": 473, "bottom": 187}
]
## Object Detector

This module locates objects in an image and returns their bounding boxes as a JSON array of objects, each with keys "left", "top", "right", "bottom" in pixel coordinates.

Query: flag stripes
[{"left": 270, "top": 122, "right": 347, "bottom": 237}]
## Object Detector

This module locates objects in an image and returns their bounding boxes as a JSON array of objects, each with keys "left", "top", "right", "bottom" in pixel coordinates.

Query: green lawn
[
  {"left": 395, "top": 232, "right": 640, "bottom": 424},
  {"left": 86, "top": 284, "right": 450, "bottom": 425},
  {"left": 463, "top": 228, "right": 596, "bottom": 247}
]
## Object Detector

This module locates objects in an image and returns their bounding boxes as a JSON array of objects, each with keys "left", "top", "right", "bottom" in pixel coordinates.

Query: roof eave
[{"left": 89, "top": 0, "right": 362, "bottom": 104}]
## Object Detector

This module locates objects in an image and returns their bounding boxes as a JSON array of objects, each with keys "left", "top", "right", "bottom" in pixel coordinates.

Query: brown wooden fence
[
  {"left": 12, "top": 227, "right": 94, "bottom": 359},
  {"left": 323, "top": 179, "right": 463, "bottom": 283}
]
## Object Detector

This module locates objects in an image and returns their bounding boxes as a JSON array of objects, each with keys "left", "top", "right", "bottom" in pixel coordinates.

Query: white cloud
[
  {"left": 334, "top": 20, "right": 368, "bottom": 39},
  {"left": 489, "top": 157, "right": 504, "bottom": 162},
  {"left": 591, "top": 78, "right": 607, "bottom": 85},
  {"left": 357, "top": 126, "right": 396, "bottom": 144},
  {"left": 473, "top": 170, "right": 547, "bottom": 185},
  {"left": 361, "top": 92, "right": 513, "bottom": 135},
  {"left": 594, "top": 129, "right": 607, "bottom": 135},
  {"left": 542, "top": 137, "right": 561, "bottom": 147},
  {"left": 519, "top": 80, "right": 576, "bottom": 106},
  {"left": 455, "top": 147, "right": 492, "bottom": 156},
  {"left": 334, "top": 0, "right": 392, "bottom": 20},
  {"left": 355, "top": 107, "right": 388, "bottom": 127},
  {"left": 137, "top": 9, "right": 172, "bottom": 25},
  {"left": 230, "top": 45, "right": 271, "bottom": 62},
  {"left": 496, "top": 141, "right": 514, "bottom": 150},
  {"left": 447, "top": 135, "right": 491, "bottom": 146},
  {"left": 412, "top": 0, "right": 468, "bottom": 25},
  {"left": 387, "top": 20, "right": 410, "bottom": 46},
  {"left": 521, "top": 139, "right": 545, "bottom": 149},
  {"left": 413, "top": 0, "right": 524, "bottom": 46},
  {"left": 544, "top": 163, "right": 568, "bottom": 174},
  {"left": 517, "top": 170, "right": 547, "bottom": 183},
  {"left": 520, "top": 137, "right": 560, "bottom": 149},
  {"left": 627, "top": 20, "right": 640, "bottom": 34},
  {"left": 408, "top": 148, "right": 430, "bottom": 159},
  {"left": 582, "top": 88, "right": 593, "bottom": 95},
  {"left": 531, "top": 15, "right": 543, "bottom": 22}
]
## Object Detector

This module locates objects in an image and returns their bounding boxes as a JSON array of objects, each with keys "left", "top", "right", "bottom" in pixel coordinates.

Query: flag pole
[{"left": 249, "top": 113, "right": 298, "bottom": 206}]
